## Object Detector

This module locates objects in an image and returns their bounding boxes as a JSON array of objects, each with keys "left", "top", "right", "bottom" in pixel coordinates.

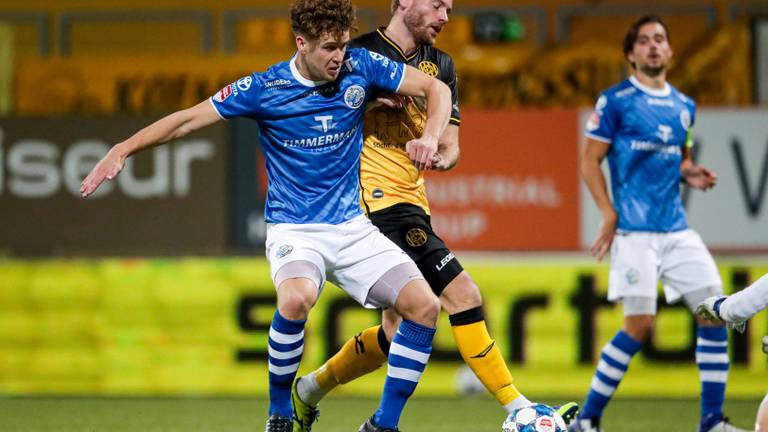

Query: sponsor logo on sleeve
[
  {"left": 595, "top": 95, "right": 607, "bottom": 114},
  {"left": 213, "top": 85, "right": 233, "bottom": 102}
]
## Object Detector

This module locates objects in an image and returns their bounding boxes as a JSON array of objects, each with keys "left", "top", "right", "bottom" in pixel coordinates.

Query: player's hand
[
  {"left": 682, "top": 165, "right": 717, "bottom": 190},
  {"left": 406, "top": 135, "right": 438, "bottom": 170},
  {"left": 429, "top": 152, "right": 450, "bottom": 171},
  {"left": 590, "top": 210, "right": 617, "bottom": 261},
  {"left": 80, "top": 145, "right": 126, "bottom": 198}
]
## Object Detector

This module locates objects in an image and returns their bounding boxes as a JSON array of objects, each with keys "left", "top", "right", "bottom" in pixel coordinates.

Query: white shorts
[
  {"left": 608, "top": 229, "right": 722, "bottom": 304},
  {"left": 265, "top": 214, "right": 414, "bottom": 308}
]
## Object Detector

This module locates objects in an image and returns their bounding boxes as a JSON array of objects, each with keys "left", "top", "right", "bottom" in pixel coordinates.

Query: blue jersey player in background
[
  {"left": 570, "top": 15, "right": 748, "bottom": 432},
  {"left": 80, "top": 1, "right": 452, "bottom": 431}
]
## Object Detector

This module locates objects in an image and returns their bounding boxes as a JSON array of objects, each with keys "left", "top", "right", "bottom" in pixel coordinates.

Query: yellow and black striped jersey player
[{"left": 292, "top": 1, "right": 579, "bottom": 431}]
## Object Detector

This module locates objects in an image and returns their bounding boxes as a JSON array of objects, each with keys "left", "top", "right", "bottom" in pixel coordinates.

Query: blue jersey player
[
  {"left": 80, "top": 1, "right": 452, "bottom": 431},
  {"left": 570, "top": 15, "right": 747, "bottom": 432}
]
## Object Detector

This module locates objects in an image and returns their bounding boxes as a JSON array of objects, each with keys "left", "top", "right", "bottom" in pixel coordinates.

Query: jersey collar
[
  {"left": 376, "top": 28, "right": 419, "bottom": 62},
  {"left": 289, "top": 54, "right": 329, "bottom": 87},
  {"left": 629, "top": 75, "right": 671, "bottom": 97}
]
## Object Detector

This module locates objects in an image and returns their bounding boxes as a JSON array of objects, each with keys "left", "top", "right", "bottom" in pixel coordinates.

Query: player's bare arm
[
  {"left": 581, "top": 137, "right": 616, "bottom": 261},
  {"left": 431, "top": 124, "right": 459, "bottom": 171},
  {"left": 680, "top": 147, "right": 717, "bottom": 191},
  {"left": 395, "top": 65, "right": 451, "bottom": 170},
  {"left": 80, "top": 100, "right": 221, "bottom": 198}
]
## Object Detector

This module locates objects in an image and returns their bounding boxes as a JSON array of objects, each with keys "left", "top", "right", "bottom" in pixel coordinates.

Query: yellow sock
[
  {"left": 452, "top": 319, "right": 521, "bottom": 406},
  {"left": 315, "top": 325, "right": 388, "bottom": 392}
]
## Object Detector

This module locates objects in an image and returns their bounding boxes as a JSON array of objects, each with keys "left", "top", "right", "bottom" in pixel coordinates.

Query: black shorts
[{"left": 368, "top": 203, "right": 464, "bottom": 296}]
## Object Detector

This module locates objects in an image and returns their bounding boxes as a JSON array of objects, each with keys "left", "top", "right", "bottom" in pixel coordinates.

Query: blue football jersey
[
  {"left": 586, "top": 76, "right": 696, "bottom": 232},
  {"left": 210, "top": 48, "right": 405, "bottom": 224}
]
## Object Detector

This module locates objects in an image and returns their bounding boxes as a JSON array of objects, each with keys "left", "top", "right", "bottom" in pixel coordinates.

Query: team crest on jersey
[
  {"left": 344, "top": 85, "right": 366, "bottom": 109},
  {"left": 237, "top": 76, "right": 253, "bottom": 91},
  {"left": 418, "top": 61, "right": 439, "bottom": 77},
  {"left": 213, "top": 85, "right": 233, "bottom": 102},
  {"left": 680, "top": 109, "right": 691, "bottom": 130},
  {"left": 405, "top": 227, "right": 428, "bottom": 247}
]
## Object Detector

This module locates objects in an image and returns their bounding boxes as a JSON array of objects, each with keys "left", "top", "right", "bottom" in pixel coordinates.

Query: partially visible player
[
  {"left": 570, "top": 14, "right": 747, "bottom": 432},
  {"left": 80, "top": 1, "right": 454, "bottom": 431},
  {"left": 697, "top": 275, "right": 768, "bottom": 431},
  {"left": 290, "top": 1, "right": 577, "bottom": 432}
]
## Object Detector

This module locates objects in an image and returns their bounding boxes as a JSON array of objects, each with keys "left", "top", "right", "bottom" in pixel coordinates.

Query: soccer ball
[{"left": 502, "top": 404, "right": 567, "bottom": 432}]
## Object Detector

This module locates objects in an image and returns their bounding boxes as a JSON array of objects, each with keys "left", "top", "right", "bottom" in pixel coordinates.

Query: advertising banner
[
  {"left": 0, "top": 117, "right": 229, "bottom": 256},
  {"left": 427, "top": 109, "right": 581, "bottom": 250},
  {"left": 1, "top": 258, "right": 765, "bottom": 397},
  {"left": 580, "top": 108, "right": 768, "bottom": 251}
]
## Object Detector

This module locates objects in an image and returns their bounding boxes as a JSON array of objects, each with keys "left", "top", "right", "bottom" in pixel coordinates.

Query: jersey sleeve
[
  {"left": 209, "top": 75, "right": 261, "bottom": 120},
  {"left": 442, "top": 55, "right": 460, "bottom": 126},
  {"left": 357, "top": 48, "right": 406, "bottom": 94},
  {"left": 585, "top": 93, "right": 619, "bottom": 143}
]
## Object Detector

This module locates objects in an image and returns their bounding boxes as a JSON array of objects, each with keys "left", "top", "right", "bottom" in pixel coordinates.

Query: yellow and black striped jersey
[{"left": 350, "top": 28, "right": 460, "bottom": 215}]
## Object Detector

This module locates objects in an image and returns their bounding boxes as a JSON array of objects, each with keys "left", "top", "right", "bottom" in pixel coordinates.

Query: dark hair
[
  {"left": 623, "top": 14, "right": 670, "bottom": 57},
  {"left": 391, "top": 0, "right": 400, "bottom": 13},
  {"left": 290, "top": 0, "right": 357, "bottom": 40}
]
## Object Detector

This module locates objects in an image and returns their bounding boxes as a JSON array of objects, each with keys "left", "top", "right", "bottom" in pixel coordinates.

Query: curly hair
[{"left": 290, "top": 0, "right": 357, "bottom": 40}]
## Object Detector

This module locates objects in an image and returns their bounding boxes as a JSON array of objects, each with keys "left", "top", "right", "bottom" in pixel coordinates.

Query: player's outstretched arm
[
  {"left": 581, "top": 137, "right": 616, "bottom": 261},
  {"left": 395, "top": 65, "right": 451, "bottom": 170},
  {"left": 80, "top": 100, "right": 222, "bottom": 197}
]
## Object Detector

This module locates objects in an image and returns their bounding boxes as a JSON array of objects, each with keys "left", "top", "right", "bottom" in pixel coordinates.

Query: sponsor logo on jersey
[
  {"left": 369, "top": 51, "right": 389, "bottom": 66},
  {"left": 630, "top": 140, "right": 681, "bottom": 155},
  {"left": 213, "top": 85, "right": 233, "bottom": 102},
  {"left": 656, "top": 124, "right": 674, "bottom": 143},
  {"left": 680, "top": 109, "right": 691, "bottom": 129},
  {"left": 310, "top": 115, "right": 337, "bottom": 133},
  {"left": 237, "top": 76, "right": 252, "bottom": 91},
  {"left": 344, "top": 85, "right": 366, "bottom": 109},
  {"left": 615, "top": 87, "right": 636, "bottom": 98},
  {"left": 282, "top": 126, "right": 358, "bottom": 149},
  {"left": 405, "top": 227, "right": 428, "bottom": 247},
  {"left": 418, "top": 61, "right": 439, "bottom": 77},
  {"left": 276, "top": 244, "right": 293, "bottom": 258},
  {"left": 264, "top": 78, "right": 291, "bottom": 89},
  {"left": 647, "top": 97, "right": 673, "bottom": 107},
  {"left": 372, "top": 188, "right": 384, "bottom": 199}
]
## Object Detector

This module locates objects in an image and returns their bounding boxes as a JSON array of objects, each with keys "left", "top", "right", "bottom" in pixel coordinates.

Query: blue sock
[
  {"left": 373, "top": 320, "right": 435, "bottom": 429},
  {"left": 697, "top": 326, "right": 728, "bottom": 420},
  {"left": 580, "top": 330, "right": 642, "bottom": 420},
  {"left": 268, "top": 310, "right": 306, "bottom": 417}
]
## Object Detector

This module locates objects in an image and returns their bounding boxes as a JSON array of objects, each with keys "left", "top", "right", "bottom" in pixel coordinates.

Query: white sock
[
  {"left": 503, "top": 395, "right": 533, "bottom": 414},
  {"left": 296, "top": 372, "right": 326, "bottom": 406}
]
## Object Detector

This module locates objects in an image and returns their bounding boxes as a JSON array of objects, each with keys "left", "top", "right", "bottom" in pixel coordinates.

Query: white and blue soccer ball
[{"left": 502, "top": 404, "right": 567, "bottom": 432}]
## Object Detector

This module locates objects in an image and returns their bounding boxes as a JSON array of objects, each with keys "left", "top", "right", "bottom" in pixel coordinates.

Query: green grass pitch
[{"left": 0, "top": 396, "right": 759, "bottom": 431}]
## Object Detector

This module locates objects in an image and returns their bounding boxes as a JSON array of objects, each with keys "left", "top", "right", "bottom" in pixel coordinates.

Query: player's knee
[
  {"left": 439, "top": 272, "right": 482, "bottom": 314},
  {"left": 277, "top": 279, "right": 318, "bottom": 320},
  {"left": 396, "top": 280, "right": 440, "bottom": 327}
]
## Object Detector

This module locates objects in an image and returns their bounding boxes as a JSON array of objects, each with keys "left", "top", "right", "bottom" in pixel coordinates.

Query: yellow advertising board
[{"left": 0, "top": 258, "right": 766, "bottom": 398}]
